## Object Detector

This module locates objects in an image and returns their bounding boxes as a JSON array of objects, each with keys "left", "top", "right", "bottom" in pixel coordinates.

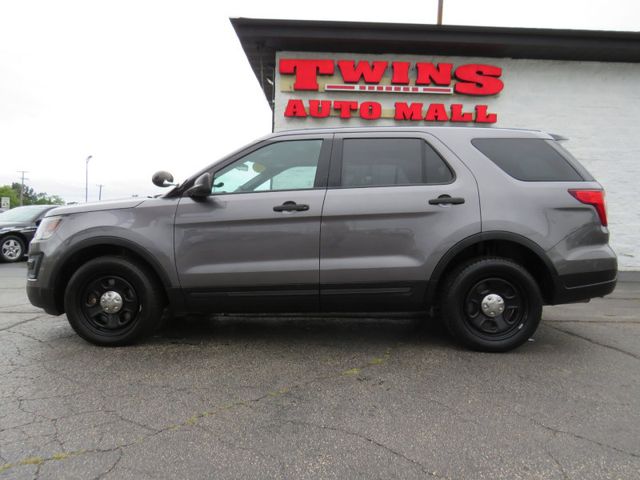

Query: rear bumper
[
  {"left": 546, "top": 240, "right": 618, "bottom": 305},
  {"left": 551, "top": 272, "right": 617, "bottom": 304},
  {"left": 26, "top": 281, "right": 62, "bottom": 315}
]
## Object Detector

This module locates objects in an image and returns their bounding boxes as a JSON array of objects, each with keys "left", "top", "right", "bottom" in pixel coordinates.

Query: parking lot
[{"left": 0, "top": 262, "right": 638, "bottom": 479}]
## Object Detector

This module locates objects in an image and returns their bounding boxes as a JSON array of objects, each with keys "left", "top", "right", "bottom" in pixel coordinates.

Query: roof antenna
[{"left": 437, "top": 0, "right": 444, "bottom": 25}]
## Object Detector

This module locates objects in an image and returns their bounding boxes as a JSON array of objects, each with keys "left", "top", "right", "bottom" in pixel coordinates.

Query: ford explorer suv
[{"left": 26, "top": 127, "right": 617, "bottom": 351}]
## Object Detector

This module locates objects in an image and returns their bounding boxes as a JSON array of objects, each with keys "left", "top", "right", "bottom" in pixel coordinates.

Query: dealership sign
[{"left": 278, "top": 57, "right": 504, "bottom": 124}]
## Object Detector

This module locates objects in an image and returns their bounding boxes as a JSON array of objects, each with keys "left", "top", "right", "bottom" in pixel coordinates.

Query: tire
[
  {"left": 440, "top": 257, "right": 542, "bottom": 352},
  {"left": 0, "top": 235, "right": 26, "bottom": 263},
  {"left": 63, "top": 256, "right": 165, "bottom": 346}
]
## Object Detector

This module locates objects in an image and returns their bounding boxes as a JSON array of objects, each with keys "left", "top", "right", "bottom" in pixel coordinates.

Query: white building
[{"left": 232, "top": 18, "right": 640, "bottom": 273}]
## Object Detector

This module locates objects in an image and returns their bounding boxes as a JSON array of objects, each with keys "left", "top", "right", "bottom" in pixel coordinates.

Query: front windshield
[{"left": 0, "top": 206, "right": 51, "bottom": 223}]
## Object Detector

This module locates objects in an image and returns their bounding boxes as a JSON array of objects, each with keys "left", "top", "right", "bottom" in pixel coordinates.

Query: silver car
[{"left": 26, "top": 127, "right": 617, "bottom": 351}]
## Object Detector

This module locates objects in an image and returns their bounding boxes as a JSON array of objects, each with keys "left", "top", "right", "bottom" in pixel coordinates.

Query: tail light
[{"left": 569, "top": 189, "right": 608, "bottom": 226}]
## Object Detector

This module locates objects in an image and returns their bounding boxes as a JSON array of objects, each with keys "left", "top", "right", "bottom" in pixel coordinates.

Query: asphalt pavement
[{"left": 1, "top": 262, "right": 639, "bottom": 479}]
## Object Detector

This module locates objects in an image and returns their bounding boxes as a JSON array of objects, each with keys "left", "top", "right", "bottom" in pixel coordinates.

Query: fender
[
  {"left": 426, "top": 231, "right": 560, "bottom": 304},
  {"left": 51, "top": 235, "right": 175, "bottom": 290}
]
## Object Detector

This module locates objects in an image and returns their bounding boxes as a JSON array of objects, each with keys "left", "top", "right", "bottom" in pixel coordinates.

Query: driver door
[{"left": 174, "top": 134, "right": 332, "bottom": 312}]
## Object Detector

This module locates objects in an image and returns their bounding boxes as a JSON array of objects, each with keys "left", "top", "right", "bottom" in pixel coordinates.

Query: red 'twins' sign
[
  {"left": 278, "top": 58, "right": 504, "bottom": 124},
  {"left": 279, "top": 59, "right": 504, "bottom": 95}
]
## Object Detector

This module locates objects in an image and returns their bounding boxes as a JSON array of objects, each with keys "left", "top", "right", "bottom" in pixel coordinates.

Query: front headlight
[{"left": 34, "top": 216, "right": 63, "bottom": 241}]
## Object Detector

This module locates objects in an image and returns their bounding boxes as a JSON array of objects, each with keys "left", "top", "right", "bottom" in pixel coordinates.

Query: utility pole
[
  {"left": 97, "top": 184, "right": 104, "bottom": 200},
  {"left": 437, "top": 0, "right": 444, "bottom": 25},
  {"left": 17, "top": 170, "right": 28, "bottom": 206},
  {"left": 85, "top": 155, "right": 93, "bottom": 202}
]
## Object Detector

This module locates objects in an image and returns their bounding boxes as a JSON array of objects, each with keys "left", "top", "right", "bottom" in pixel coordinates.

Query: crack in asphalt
[
  {"left": 0, "top": 310, "right": 44, "bottom": 314},
  {"left": 529, "top": 417, "right": 640, "bottom": 460},
  {"left": 0, "top": 315, "right": 44, "bottom": 332},
  {"left": 212, "top": 434, "right": 287, "bottom": 478},
  {"left": 546, "top": 324, "right": 640, "bottom": 361},
  {"left": 6, "top": 328, "right": 54, "bottom": 347},
  {"left": 0, "top": 301, "right": 37, "bottom": 309},
  {"left": 544, "top": 447, "right": 570, "bottom": 480},
  {"left": 0, "top": 445, "right": 132, "bottom": 478},
  {"left": 284, "top": 419, "right": 446, "bottom": 478},
  {"left": 92, "top": 447, "right": 124, "bottom": 480},
  {"left": 0, "top": 345, "right": 398, "bottom": 476},
  {"left": 546, "top": 319, "right": 640, "bottom": 325}
]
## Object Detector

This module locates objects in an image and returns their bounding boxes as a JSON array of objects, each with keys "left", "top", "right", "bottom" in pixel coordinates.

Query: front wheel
[
  {"left": 64, "top": 256, "right": 165, "bottom": 346},
  {"left": 440, "top": 257, "right": 542, "bottom": 352},
  {"left": 1, "top": 235, "right": 26, "bottom": 263}
]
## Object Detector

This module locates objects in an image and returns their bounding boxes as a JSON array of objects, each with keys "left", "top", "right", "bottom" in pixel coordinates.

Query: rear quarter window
[{"left": 471, "top": 138, "right": 584, "bottom": 182}]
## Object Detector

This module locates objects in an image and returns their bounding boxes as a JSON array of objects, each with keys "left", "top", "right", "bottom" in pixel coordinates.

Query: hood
[
  {"left": 0, "top": 221, "right": 30, "bottom": 230},
  {"left": 45, "top": 198, "right": 146, "bottom": 217}
]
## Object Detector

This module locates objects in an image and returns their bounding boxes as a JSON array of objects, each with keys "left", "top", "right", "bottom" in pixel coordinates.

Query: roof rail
[{"left": 549, "top": 133, "right": 568, "bottom": 141}]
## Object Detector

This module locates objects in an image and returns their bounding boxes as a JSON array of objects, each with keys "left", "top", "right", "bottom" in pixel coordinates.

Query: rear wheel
[
  {"left": 1, "top": 235, "right": 26, "bottom": 263},
  {"left": 64, "top": 256, "right": 165, "bottom": 346},
  {"left": 441, "top": 257, "right": 542, "bottom": 352}
]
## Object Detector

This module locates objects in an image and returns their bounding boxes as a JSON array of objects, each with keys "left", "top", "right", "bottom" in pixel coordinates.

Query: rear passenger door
[{"left": 320, "top": 132, "right": 481, "bottom": 311}]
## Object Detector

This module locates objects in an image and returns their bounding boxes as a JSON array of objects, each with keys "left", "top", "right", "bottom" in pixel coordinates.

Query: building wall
[{"left": 274, "top": 51, "right": 640, "bottom": 270}]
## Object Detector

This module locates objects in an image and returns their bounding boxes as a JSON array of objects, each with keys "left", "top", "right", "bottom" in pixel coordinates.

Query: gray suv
[{"left": 26, "top": 127, "right": 617, "bottom": 351}]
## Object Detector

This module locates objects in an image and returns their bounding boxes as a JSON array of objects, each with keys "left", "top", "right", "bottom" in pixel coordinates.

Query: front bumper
[
  {"left": 25, "top": 243, "right": 63, "bottom": 315},
  {"left": 26, "top": 281, "right": 62, "bottom": 315}
]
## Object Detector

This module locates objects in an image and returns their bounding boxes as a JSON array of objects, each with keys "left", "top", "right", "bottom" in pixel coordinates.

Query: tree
[
  {"left": 34, "top": 192, "right": 65, "bottom": 205},
  {"left": 11, "top": 182, "right": 35, "bottom": 204},
  {"left": 1, "top": 183, "right": 65, "bottom": 207},
  {"left": 0, "top": 185, "right": 19, "bottom": 209}
]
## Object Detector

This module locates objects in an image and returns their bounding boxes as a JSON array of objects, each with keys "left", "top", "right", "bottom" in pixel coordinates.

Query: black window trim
[{"left": 328, "top": 134, "right": 456, "bottom": 189}]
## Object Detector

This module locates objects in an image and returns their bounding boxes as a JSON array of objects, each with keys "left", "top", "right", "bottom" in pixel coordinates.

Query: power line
[{"left": 16, "top": 170, "right": 29, "bottom": 206}]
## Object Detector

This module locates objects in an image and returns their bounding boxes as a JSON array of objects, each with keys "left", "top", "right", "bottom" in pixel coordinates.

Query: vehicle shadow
[{"left": 152, "top": 312, "right": 453, "bottom": 348}]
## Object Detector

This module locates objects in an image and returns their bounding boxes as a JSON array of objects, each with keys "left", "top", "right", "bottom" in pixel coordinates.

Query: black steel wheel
[
  {"left": 64, "top": 256, "right": 165, "bottom": 346},
  {"left": 80, "top": 275, "right": 140, "bottom": 335},
  {"left": 463, "top": 277, "right": 525, "bottom": 339},
  {"left": 441, "top": 257, "right": 542, "bottom": 352}
]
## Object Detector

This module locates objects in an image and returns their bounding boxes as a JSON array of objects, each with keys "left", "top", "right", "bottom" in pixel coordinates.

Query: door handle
[
  {"left": 273, "top": 201, "right": 310, "bottom": 212},
  {"left": 428, "top": 195, "right": 465, "bottom": 205}
]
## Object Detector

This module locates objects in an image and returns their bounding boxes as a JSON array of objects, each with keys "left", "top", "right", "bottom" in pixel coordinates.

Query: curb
[{"left": 619, "top": 271, "right": 640, "bottom": 282}]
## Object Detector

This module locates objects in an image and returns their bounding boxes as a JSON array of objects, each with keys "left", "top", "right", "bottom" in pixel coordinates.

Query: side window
[
  {"left": 340, "top": 138, "right": 452, "bottom": 188},
  {"left": 471, "top": 138, "right": 584, "bottom": 182},
  {"left": 212, "top": 140, "right": 323, "bottom": 194},
  {"left": 256, "top": 166, "right": 317, "bottom": 191},
  {"left": 424, "top": 141, "right": 454, "bottom": 184}
]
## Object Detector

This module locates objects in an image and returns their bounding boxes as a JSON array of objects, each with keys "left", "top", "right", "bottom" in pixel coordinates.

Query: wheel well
[
  {"left": 53, "top": 244, "right": 168, "bottom": 313},
  {"left": 433, "top": 239, "right": 556, "bottom": 304}
]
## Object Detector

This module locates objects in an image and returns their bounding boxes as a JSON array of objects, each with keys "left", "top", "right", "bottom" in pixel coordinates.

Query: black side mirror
[
  {"left": 152, "top": 170, "right": 175, "bottom": 187},
  {"left": 185, "top": 173, "right": 212, "bottom": 199}
]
